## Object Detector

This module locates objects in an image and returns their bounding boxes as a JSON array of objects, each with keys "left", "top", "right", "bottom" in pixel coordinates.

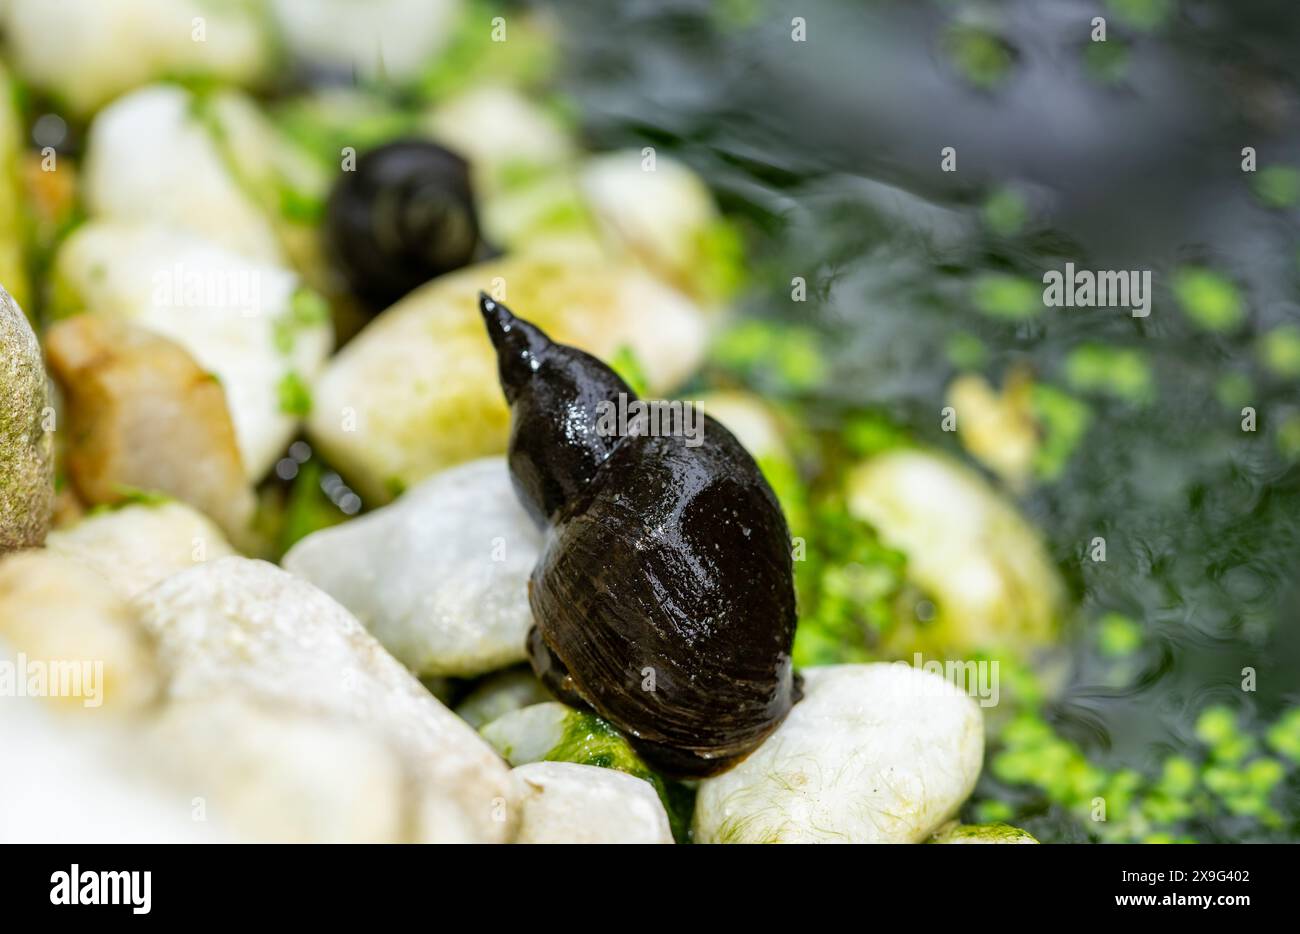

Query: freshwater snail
[
  {"left": 481, "top": 293, "right": 801, "bottom": 778},
  {"left": 325, "top": 139, "right": 483, "bottom": 310}
]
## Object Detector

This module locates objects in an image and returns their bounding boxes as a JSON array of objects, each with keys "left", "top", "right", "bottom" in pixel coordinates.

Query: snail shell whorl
[
  {"left": 325, "top": 140, "right": 481, "bottom": 310},
  {"left": 481, "top": 294, "right": 800, "bottom": 778}
]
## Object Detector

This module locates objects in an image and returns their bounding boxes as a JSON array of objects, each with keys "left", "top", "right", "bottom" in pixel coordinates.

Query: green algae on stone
[
  {"left": 481, "top": 702, "right": 694, "bottom": 842},
  {"left": 1250, "top": 165, "right": 1300, "bottom": 210},
  {"left": 0, "top": 64, "right": 30, "bottom": 313},
  {"left": 0, "top": 286, "right": 54, "bottom": 553},
  {"left": 929, "top": 821, "right": 1038, "bottom": 844}
]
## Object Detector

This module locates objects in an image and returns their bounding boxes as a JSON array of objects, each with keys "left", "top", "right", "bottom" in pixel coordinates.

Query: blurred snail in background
[
  {"left": 481, "top": 293, "right": 802, "bottom": 778},
  {"left": 325, "top": 139, "right": 483, "bottom": 310}
]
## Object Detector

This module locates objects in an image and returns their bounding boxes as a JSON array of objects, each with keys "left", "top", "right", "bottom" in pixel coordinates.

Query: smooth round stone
[
  {"left": 693, "top": 663, "right": 984, "bottom": 844},
  {"left": 306, "top": 254, "right": 707, "bottom": 503},
  {"left": 512, "top": 762, "right": 673, "bottom": 844},
  {"left": 283, "top": 457, "right": 541, "bottom": 678},
  {"left": 0, "top": 286, "right": 53, "bottom": 552},
  {"left": 929, "top": 821, "right": 1038, "bottom": 844},
  {"left": 134, "top": 556, "right": 519, "bottom": 843},
  {"left": 51, "top": 220, "right": 332, "bottom": 480},
  {"left": 846, "top": 449, "right": 1064, "bottom": 655},
  {"left": 46, "top": 501, "right": 236, "bottom": 601}
]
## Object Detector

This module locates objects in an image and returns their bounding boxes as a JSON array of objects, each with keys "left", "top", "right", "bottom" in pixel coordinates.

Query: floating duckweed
[
  {"left": 1031, "top": 384, "right": 1092, "bottom": 480},
  {"left": 1276, "top": 412, "right": 1300, "bottom": 461},
  {"left": 944, "top": 25, "right": 1017, "bottom": 91},
  {"left": 983, "top": 668, "right": 1299, "bottom": 841},
  {"left": 1251, "top": 165, "right": 1300, "bottom": 209},
  {"left": 945, "top": 331, "right": 987, "bottom": 370},
  {"left": 971, "top": 272, "right": 1041, "bottom": 320},
  {"left": 1103, "top": 768, "right": 1144, "bottom": 819},
  {"left": 1064, "top": 344, "right": 1154, "bottom": 404},
  {"left": 1265, "top": 708, "right": 1300, "bottom": 763},
  {"left": 1172, "top": 267, "right": 1244, "bottom": 332},
  {"left": 1097, "top": 612, "right": 1142, "bottom": 656},
  {"left": 1084, "top": 38, "right": 1130, "bottom": 85},
  {"left": 1259, "top": 324, "right": 1300, "bottom": 378},
  {"left": 1159, "top": 756, "right": 1198, "bottom": 797},
  {"left": 1195, "top": 705, "right": 1255, "bottom": 763},
  {"left": 1214, "top": 371, "right": 1253, "bottom": 408},
  {"left": 1105, "top": 0, "right": 1174, "bottom": 31},
  {"left": 1204, "top": 758, "right": 1283, "bottom": 821},
  {"left": 981, "top": 187, "right": 1027, "bottom": 237}
]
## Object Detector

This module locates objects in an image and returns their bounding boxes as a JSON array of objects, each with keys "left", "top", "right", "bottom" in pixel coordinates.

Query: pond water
[{"left": 553, "top": 0, "right": 1300, "bottom": 841}]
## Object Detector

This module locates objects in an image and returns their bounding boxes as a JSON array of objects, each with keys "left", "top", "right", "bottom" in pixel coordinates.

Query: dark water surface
[{"left": 553, "top": 0, "right": 1300, "bottom": 841}]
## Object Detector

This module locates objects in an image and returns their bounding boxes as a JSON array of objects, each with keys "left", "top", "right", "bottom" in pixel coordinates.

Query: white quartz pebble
[
  {"left": 693, "top": 663, "right": 984, "bottom": 844},
  {"left": 512, "top": 762, "right": 673, "bottom": 844},
  {"left": 283, "top": 457, "right": 541, "bottom": 678}
]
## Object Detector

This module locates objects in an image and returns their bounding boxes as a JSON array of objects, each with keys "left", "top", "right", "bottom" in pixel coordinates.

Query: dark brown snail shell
[
  {"left": 325, "top": 139, "right": 483, "bottom": 311},
  {"left": 481, "top": 293, "right": 801, "bottom": 778}
]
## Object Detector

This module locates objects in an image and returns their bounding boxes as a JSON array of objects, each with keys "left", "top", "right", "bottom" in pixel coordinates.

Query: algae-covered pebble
[
  {"left": 283, "top": 457, "right": 541, "bottom": 677},
  {"left": 512, "top": 762, "right": 673, "bottom": 844},
  {"left": 306, "top": 255, "right": 707, "bottom": 502},
  {"left": 846, "top": 449, "right": 1064, "bottom": 655},
  {"left": 929, "top": 820, "right": 1038, "bottom": 844},
  {"left": 693, "top": 663, "right": 984, "bottom": 844},
  {"left": 480, "top": 702, "right": 571, "bottom": 766},
  {"left": 481, "top": 701, "right": 692, "bottom": 842},
  {"left": 0, "top": 286, "right": 54, "bottom": 553},
  {"left": 0, "top": 64, "right": 29, "bottom": 311}
]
